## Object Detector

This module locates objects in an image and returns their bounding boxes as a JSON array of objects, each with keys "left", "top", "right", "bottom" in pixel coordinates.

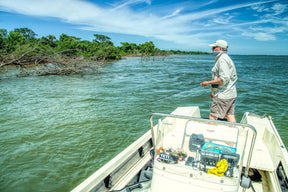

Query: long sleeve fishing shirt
[{"left": 211, "top": 52, "right": 237, "bottom": 99}]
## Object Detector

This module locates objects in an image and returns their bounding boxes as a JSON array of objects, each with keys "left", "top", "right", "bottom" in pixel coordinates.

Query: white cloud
[
  {"left": 161, "top": 8, "right": 183, "bottom": 19},
  {"left": 0, "top": 0, "right": 103, "bottom": 21},
  {"left": 271, "top": 3, "right": 287, "bottom": 15},
  {"left": 112, "top": 0, "right": 151, "bottom": 10},
  {"left": 213, "top": 15, "right": 234, "bottom": 24},
  {"left": 0, "top": 0, "right": 286, "bottom": 47},
  {"left": 251, "top": 4, "right": 269, "bottom": 13},
  {"left": 250, "top": 26, "right": 286, "bottom": 33},
  {"left": 242, "top": 31, "right": 276, "bottom": 41}
]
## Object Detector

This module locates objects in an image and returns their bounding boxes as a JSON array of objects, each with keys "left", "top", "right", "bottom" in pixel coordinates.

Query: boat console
[{"left": 150, "top": 113, "right": 256, "bottom": 192}]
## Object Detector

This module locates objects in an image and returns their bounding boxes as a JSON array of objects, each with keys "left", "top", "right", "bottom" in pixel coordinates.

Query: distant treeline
[{"left": 0, "top": 28, "right": 209, "bottom": 68}]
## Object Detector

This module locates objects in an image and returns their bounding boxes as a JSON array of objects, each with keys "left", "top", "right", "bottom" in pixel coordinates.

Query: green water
[{"left": 0, "top": 55, "right": 287, "bottom": 191}]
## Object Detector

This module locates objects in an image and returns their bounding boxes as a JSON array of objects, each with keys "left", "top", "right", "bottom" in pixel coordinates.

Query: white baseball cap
[{"left": 209, "top": 40, "right": 228, "bottom": 49}]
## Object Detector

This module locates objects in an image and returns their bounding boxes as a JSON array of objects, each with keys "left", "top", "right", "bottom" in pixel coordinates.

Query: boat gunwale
[{"left": 71, "top": 130, "right": 153, "bottom": 192}]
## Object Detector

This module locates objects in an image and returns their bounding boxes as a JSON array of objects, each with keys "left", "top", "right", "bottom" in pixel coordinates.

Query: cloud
[
  {"left": 0, "top": 0, "right": 286, "bottom": 47},
  {"left": 161, "top": 8, "right": 183, "bottom": 19},
  {"left": 271, "top": 3, "right": 287, "bottom": 15},
  {"left": 251, "top": 4, "right": 270, "bottom": 13},
  {"left": 0, "top": 0, "right": 103, "bottom": 22},
  {"left": 251, "top": 1, "right": 287, "bottom": 17},
  {"left": 242, "top": 31, "right": 276, "bottom": 41},
  {"left": 173, "top": 0, "right": 279, "bottom": 22},
  {"left": 112, "top": 0, "right": 151, "bottom": 10},
  {"left": 212, "top": 15, "right": 234, "bottom": 24},
  {"left": 240, "top": 1, "right": 288, "bottom": 42},
  {"left": 250, "top": 26, "right": 286, "bottom": 33}
]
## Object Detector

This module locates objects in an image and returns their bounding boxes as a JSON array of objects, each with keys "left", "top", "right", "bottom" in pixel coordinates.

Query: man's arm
[{"left": 200, "top": 78, "right": 223, "bottom": 87}]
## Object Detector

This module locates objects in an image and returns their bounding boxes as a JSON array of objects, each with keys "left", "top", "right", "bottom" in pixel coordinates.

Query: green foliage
[
  {"left": 168, "top": 50, "right": 210, "bottom": 55},
  {"left": 0, "top": 29, "right": 7, "bottom": 51},
  {"left": 39, "top": 35, "right": 57, "bottom": 48},
  {"left": 14, "top": 28, "right": 37, "bottom": 40},
  {"left": 56, "top": 34, "right": 81, "bottom": 57},
  {"left": 119, "top": 42, "right": 138, "bottom": 55},
  {"left": 0, "top": 27, "right": 209, "bottom": 68},
  {"left": 0, "top": 29, "right": 7, "bottom": 38},
  {"left": 6, "top": 31, "right": 26, "bottom": 52},
  {"left": 93, "top": 34, "right": 111, "bottom": 43},
  {"left": 139, "top": 41, "right": 155, "bottom": 55}
]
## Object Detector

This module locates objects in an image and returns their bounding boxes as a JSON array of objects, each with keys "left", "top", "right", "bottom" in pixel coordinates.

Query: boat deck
[{"left": 243, "top": 114, "right": 276, "bottom": 171}]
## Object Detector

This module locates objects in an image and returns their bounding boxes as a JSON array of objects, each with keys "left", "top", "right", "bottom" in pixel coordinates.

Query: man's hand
[{"left": 200, "top": 81, "right": 210, "bottom": 87}]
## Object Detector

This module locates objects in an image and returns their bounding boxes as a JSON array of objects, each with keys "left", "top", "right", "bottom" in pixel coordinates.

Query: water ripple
[{"left": 1, "top": 55, "right": 287, "bottom": 191}]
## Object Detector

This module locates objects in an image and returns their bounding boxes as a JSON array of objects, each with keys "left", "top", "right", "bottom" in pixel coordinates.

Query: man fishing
[{"left": 200, "top": 40, "right": 237, "bottom": 122}]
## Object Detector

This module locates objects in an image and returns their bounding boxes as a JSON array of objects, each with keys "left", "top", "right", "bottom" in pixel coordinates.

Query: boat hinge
[
  {"left": 138, "top": 147, "right": 144, "bottom": 157},
  {"left": 149, "top": 138, "right": 153, "bottom": 147},
  {"left": 104, "top": 175, "right": 112, "bottom": 189}
]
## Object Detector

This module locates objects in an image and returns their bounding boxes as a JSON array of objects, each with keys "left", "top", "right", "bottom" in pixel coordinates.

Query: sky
[{"left": 0, "top": 0, "right": 287, "bottom": 55}]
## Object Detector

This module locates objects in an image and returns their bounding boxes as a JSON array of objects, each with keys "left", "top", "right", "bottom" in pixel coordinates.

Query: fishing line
[
  {"left": 135, "top": 84, "right": 202, "bottom": 110},
  {"left": 93, "top": 84, "right": 208, "bottom": 124}
]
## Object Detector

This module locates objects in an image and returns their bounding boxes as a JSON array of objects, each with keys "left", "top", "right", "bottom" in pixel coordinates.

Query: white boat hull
[{"left": 72, "top": 107, "right": 288, "bottom": 192}]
